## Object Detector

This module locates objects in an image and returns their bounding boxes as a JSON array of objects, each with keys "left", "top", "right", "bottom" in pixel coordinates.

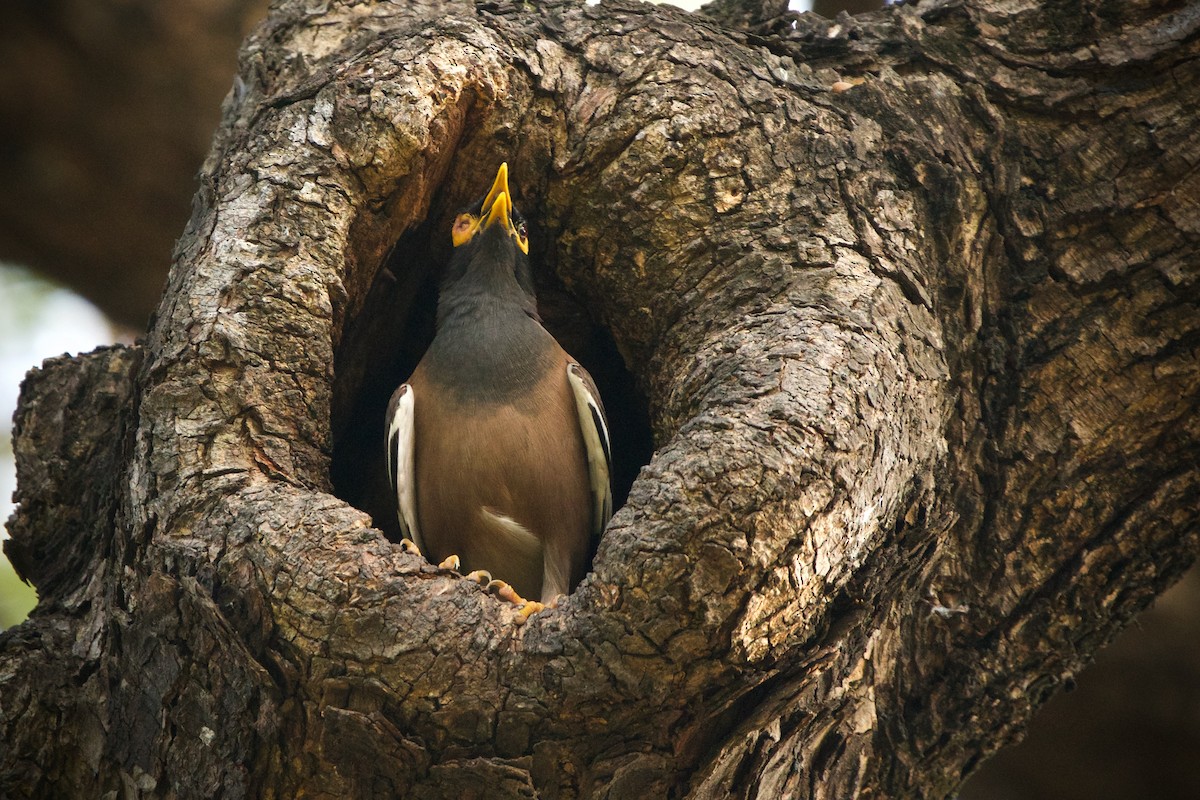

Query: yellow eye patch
[
  {"left": 514, "top": 222, "right": 528, "bottom": 255},
  {"left": 451, "top": 213, "right": 479, "bottom": 247}
]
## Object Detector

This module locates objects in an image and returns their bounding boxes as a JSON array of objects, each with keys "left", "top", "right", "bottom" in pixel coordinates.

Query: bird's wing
[
  {"left": 566, "top": 362, "right": 613, "bottom": 539},
  {"left": 385, "top": 383, "right": 422, "bottom": 550}
]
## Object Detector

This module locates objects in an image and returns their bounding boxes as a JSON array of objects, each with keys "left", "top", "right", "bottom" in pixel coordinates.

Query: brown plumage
[
  {"left": 406, "top": 348, "right": 592, "bottom": 600},
  {"left": 386, "top": 163, "right": 611, "bottom": 609}
]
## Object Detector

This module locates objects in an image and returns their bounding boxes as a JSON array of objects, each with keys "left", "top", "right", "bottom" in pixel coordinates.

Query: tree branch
[{"left": 0, "top": 0, "right": 269, "bottom": 326}]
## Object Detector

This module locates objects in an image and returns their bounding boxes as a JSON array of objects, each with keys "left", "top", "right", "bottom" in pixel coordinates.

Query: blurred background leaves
[{"left": 0, "top": 264, "right": 116, "bottom": 627}]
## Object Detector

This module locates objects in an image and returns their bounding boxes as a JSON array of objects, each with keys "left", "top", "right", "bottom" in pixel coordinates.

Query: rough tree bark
[{"left": 2, "top": 0, "right": 1198, "bottom": 797}]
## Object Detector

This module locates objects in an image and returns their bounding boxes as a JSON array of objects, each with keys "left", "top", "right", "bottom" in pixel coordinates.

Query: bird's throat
[{"left": 424, "top": 299, "right": 556, "bottom": 409}]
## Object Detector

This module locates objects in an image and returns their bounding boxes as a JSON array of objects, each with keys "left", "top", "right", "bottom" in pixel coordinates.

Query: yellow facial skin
[{"left": 451, "top": 162, "right": 529, "bottom": 254}]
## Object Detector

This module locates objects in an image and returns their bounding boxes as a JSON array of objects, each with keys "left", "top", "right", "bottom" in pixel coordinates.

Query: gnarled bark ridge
[{"left": 3, "top": 0, "right": 1198, "bottom": 797}]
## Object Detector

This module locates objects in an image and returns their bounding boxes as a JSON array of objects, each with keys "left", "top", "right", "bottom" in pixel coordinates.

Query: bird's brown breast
[{"left": 409, "top": 354, "right": 591, "bottom": 602}]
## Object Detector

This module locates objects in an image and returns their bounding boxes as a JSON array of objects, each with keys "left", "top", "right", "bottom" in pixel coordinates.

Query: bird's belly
[{"left": 412, "top": 388, "right": 590, "bottom": 601}]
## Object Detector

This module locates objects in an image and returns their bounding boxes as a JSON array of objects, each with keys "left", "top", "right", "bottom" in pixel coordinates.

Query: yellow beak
[
  {"left": 479, "top": 163, "right": 517, "bottom": 242},
  {"left": 480, "top": 162, "right": 510, "bottom": 220},
  {"left": 484, "top": 190, "right": 511, "bottom": 232}
]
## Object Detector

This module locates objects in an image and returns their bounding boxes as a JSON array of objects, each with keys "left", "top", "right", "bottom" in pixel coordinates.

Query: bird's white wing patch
[
  {"left": 386, "top": 383, "right": 422, "bottom": 550},
  {"left": 567, "top": 363, "right": 613, "bottom": 537}
]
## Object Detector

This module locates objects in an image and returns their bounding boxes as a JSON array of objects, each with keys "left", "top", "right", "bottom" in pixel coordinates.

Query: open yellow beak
[
  {"left": 479, "top": 163, "right": 519, "bottom": 244},
  {"left": 451, "top": 162, "right": 527, "bottom": 253},
  {"left": 484, "top": 189, "right": 512, "bottom": 232},
  {"left": 480, "top": 162, "right": 510, "bottom": 220}
]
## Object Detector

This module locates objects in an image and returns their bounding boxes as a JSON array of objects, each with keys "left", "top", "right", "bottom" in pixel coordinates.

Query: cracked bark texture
[{"left": 3, "top": 0, "right": 1198, "bottom": 798}]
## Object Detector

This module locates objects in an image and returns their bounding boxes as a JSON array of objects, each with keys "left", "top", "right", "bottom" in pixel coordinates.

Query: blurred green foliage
[
  {"left": 1, "top": 262, "right": 113, "bottom": 629},
  {"left": 0, "top": 554, "right": 36, "bottom": 629}
]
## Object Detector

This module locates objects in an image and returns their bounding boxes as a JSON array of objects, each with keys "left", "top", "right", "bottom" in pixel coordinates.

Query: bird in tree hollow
[{"left": 386, "top": 163, "right": 613, "bottom": 618}]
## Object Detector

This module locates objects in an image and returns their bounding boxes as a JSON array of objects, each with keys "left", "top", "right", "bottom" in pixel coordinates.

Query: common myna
[{"left": 386, "top": 163, "right": 612, "bottom": 616}]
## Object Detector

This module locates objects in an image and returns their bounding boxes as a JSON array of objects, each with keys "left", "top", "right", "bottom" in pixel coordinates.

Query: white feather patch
[
  {"left": 479, "top": 507, "right": 543, "bottom": 560},
  {"left": 386, "top": 383, "right": 422, "bottom": 550},
  {"left": 567, "top": 363, "right": 613, "bottom": 537}
]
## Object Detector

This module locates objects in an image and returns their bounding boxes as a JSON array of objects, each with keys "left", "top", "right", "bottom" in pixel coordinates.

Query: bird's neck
[
  {"left": 436, "top": 273, "right": 535, "bottom": 327},
  {"left": 426, "top": 286, "right": 553, "bottom": 408},
  {"left": 437, "top": 239, "right": 538, "bottom": 325}
]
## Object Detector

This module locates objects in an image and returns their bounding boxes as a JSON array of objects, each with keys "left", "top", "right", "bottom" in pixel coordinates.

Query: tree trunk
[{"left": 3, "top": 0, "right": 1198, "bottom": 797}]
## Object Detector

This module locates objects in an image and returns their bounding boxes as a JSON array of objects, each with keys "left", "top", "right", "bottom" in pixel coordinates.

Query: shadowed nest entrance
[{"left": 329, "top": 169, "right": 653, "bottom": 548}]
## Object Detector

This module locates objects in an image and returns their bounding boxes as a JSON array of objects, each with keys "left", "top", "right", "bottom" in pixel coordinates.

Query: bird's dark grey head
[
  {"left": 449, "top": 162, "right": 529, "bottom": 254},
  {"left": 439, "top": 162, "right": 538, "bottom": 317}
]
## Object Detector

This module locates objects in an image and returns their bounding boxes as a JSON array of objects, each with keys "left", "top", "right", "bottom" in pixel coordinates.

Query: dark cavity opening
[{"left": 330, "top": 182, "right": 652, "bottom": 545}]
